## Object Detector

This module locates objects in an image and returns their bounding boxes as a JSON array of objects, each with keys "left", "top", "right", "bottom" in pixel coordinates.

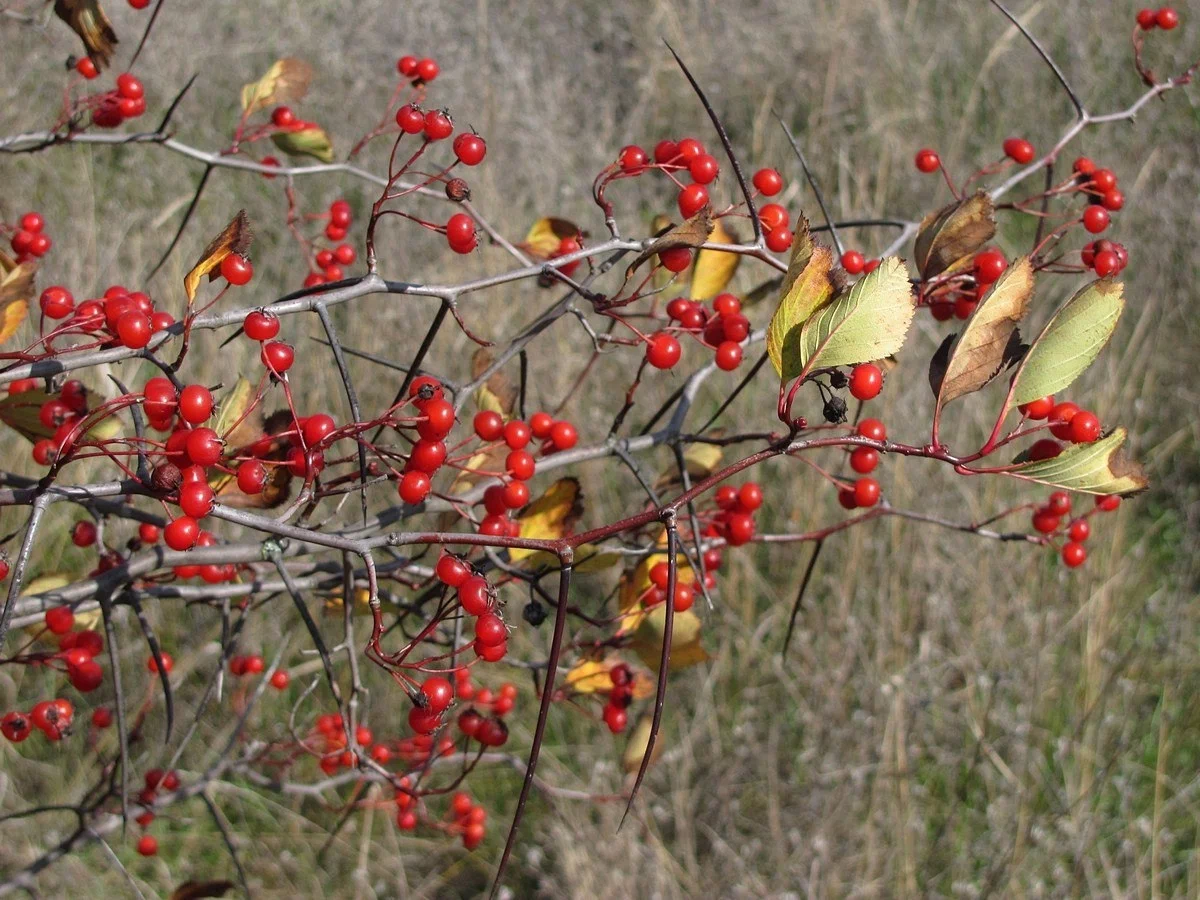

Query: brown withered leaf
[
  {"left": 54, "top": 0, "right": 117, "bottom": 69},
  {"left": 933, "top": 257, "right": 1035, "bottom": 408},
  {"left": 778, "top": 214, "right": 815, "bottom": 299},
  {"left": 241, "top": 58, "right": 314, "bottom": 117},
  {"left": 913, "top": 190, "right": 995, "bottom": 281},
  {"left": 169, "top": 882, "right": 235, "bottom": 900},
  {"left": 184, "top": 211, "right": 253, "bottom": 305},
  {"left": 471, "top": 348, "right": 517, "bottom": 416},
  {"left": 0, "top": 252, "right": 35, "bottom": 346},
  {"left": 623, "top": 205, "right": 714, "bottom": 287}
]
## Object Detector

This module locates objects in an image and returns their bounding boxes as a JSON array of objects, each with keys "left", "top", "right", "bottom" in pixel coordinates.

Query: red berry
[
  {"left": 236, "top": 460, "right": 266, "bottom": 494},
  {"left": 92, "top": 707, "right": 113, "bottom": 728},
  {"left": 1068, "top": 410, "right": 1101, "bottom": 443},
  {"left": 137, "top": 835, "right": 158, "bottom": 857},
  {"left": 76, "top": 57, "right": 98, "bottom": 79},
  {"left": 1102, "top": 189, "right": 1124, "bottom": 212},
  {"left": 458, "top": 576, "right": 491, "bottom": 616},
  {"left": 1027, "top": 438, "right": 1063, "bottom": 461},
  {"left": 271, "top": 105, "right": 296, "bottom": 128},
  {"left": 853, "top": 477, "right": 880, "bottom": 508},
  {"left": 179, "top": 482, "right": 214, "bottom": 518},
  {"left": 725, "top": 513, "right": 755, "bottom": 546},
  {"left": 856, "top": 418, "right": 887, "bottom": 442},
  {"left": 1061, "top": 542, "right": 1087, "bottom": 568},
  {"left": 410, "top": 439, "right": 447, "bottom": 473},
  {"left": 39, "top": 286, "right": 74, "bottom": 319},
  {"left": 850, "top": 446, "right": 879, "bottom": 474},
  {"left": 1137, "top": 8, "right": 1158, "bottom": 28},
  {"left": 502, "top": 480, "right": 529, "bottom": 509},
  {"left": 848, "top": 363, "right": 883, "bottom": 401},
  {"left": 688, "top": 153, "right": 720, "bottom": 185},
  {"left": 752, "top": 168, "right": 783, "bottom": 196},
  {"left": 436, "top": 554, "right": 471, "bottom": 588},
  {"left": 715, "top": 341, "right": 743, "bottom": 371},
  {"left": 1047, "top": 491, "right": 1072, "bottom": 515},
  {"left": 398, "top": 471, "right": 432, "bottom": 505},
  {"left": 46, "top": 605, "right": 75, "bottom": 634},
  {"left": 1032, "top": 510, "right": 1060, "bottom": 534},
  {"left": 415, "top": 58, "right": 439, "bottom": 82},
  {"left": 1082, "top": 206, "right": 1110, "bottom": 234},
  {"left": 261, "top": 341, "right": 295, "bottom": 374},
  {"left": 453, "top": 133, "right": 487, "bottom": 166},
  {"left": 675, "top": 138, "right": 705, "bottom": 162},
  {"left": 738, "top": 482, "right": 764, "bottom": 511},
  {"left": 973, "top": 249, "right": 1007, "bottom": 284},
  {"left": 71, "top": 520, "right": 97, "bottom": 547},
  {"left": 185, "top": 427, "right": 222, "bottom": 466},
  {"left": 646, "top": 333, "right": 681, "bottom": 369},
  {"left": 178, "top": 385, "right": 213, "bottom": 424},
  {"left": 396, "top": 104, "right": 425, "bottom": 134},
  {"left": 758, "top": 204, "right": 788, "bottom": 232},
  {"left": 1002, "top": 137, "right": 1035, "bottom": 164},
  {"left": 1019, "top": 395, "right": 1055, "bottom": 420},
  {"left": 116, "top": 73, "right": 144, "bottom": 100},
  {"left": 914, "top": 148, "right": 940, "bottom": 173},
  {"left": 116, "top": 310, "right": 152, "bottom": 348},
  {"left": 270, "top": 670, "right": 291, "bottom": 690},
  {"left": 841, "top": 250, "right": 865, "bottom": 275},
  {"left": 1048, "top": 402, "right": 1079, "bottom": 440},
  {"left": 549, "top": 420, "right": 577, "bottom": 450},
  {"left": 678, "top": 183, "right": 709, "bottom": 219},
  {"left": 619, "top": 144, "right": 647, "bottom": 173},
  {"left": 653, "top": 140, "right": 679, "bottom": 163},
  {"left": 505, "top": 449, "right": 535, "bottom": 480},
  {"left": 423, "top": 109, "right": 453, "bottom": 141},
  {"left": 1156, "top": 7, "right": 1179, "bottom": 29},
  {"left": 220, "top": 254, "right": 253, "bottom": 285},
  {"left": 1067, "top": 519, "right": 1091, "bottom": 542},
  {"left": 1093, "top": 250, "right": 1119, "bottom": 277},
  {"left": 164, "top": 516, "right": 199, "bottom": 551},
  {"left": 244, "top": 310, "right": 280, "bottom": 341},
  {"left": 658, "top": 246, "right": 692, "bottom": 272},
  {"left": 473, "top": 410, "right": 504, "bottom": 442},
  {"left": 765, "top": 228, "right": 793, "bottom": 252}
]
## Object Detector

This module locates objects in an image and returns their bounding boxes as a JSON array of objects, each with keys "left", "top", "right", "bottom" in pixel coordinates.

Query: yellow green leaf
[
  {"left": 241, "top": 58, "right": 314, "bottom": 117},
  {"left": 511, "top": 478, "right": 582, "bottom": 561},
  {"left": 630, "top": 606, "right": 709, "bottom": 672},
  {"left": 932, "top": 257, "right": 1034, "bottom": 409},
  {"left": 0, "top": 253, "right": 35, "bottom": 346},
  {"left": 913, "top": 190, "right": 996, "bottom": 280},
  {"left": 184, "top": 211, "right": 253, "bottom": 306},
  {"left": 1008, "top": 277, "right": 1124, "bottom": 409},
  {"left": 766, "top": 244, "right": 837, "bottom": 381},
  {"left": 0, "top": 388, "right": 55, "bottom": 442},
  {"left": 1008, "top": 427, "right": 1146, "bottom": 496},
  {"left": 213, "top": 376, "right": 255, "bottom": 441},
  {"left": 622, "top": 715, "right": 666, "bottom": 773},
  {"left": 522, "top": 217, "right": 581, "bottom": 258},
  {"left": 271, "top": 123, "right": 334, "bottom": 164},
  {"left": 790, "top": 256, "right": 915, "bottom": 377},
  {"left": 689, "top": 216, "right": 740, "bottom": 300},
  {"left": 516, "top": 543, "right": 620, "bottom": 573}
]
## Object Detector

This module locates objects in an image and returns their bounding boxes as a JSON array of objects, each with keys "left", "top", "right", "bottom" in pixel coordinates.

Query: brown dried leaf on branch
[
  {"left": 53, "top": 0, "right": 117, "bottom": 69},
  {"left": 914, "top": 190, "right": 995, "bottom": 280},
  {"left": 0, "top": 250, "right": 35, "bottom": 345},
  {"left": 930, "top": 256, "right": 1034, "bottom": 408},
  {"left": 622, "top": 204, "right": 715, "bottom": 287},
  {"left": 241, "top": 58, "right": 314, "bottom": 117},
  {"left": 184, "top": 211, "right": 253, "bottom": 306}
]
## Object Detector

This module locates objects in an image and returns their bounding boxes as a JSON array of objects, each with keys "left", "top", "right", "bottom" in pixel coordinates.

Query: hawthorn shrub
[{"left": 0, "top": 1, "right": 1195, "bottom": 895}]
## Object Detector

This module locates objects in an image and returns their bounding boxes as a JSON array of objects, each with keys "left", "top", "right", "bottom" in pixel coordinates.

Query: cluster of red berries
[
  {"left": 41, "top": 604, "right": 108, "bottom": 692},
  {"left": 1, "top": 698, "right": 74, "bottom": 743},
  {"left": 660, "top": 292, "right": 751, "bottom": 372},
  {"left": 396, "top": 55, "right": 440, "bottom": 84},
  {"left": 840, "top": 250, "right": 881, "bottom": 277},
  {"left": 601, "top": 663, "right": 635, "bottom": 733},
  {"left": 446, "top": 791, "right": 489, "bottom": 850},
  {"left": 38, "top": 281, "right": 176, "bottom": 352},
  {"left": 1018, "top": 394, "right": 1104, "bottom": 458},
  {"left": 91, "top": 73, "right": 148, "bottom": 128},
  {"left": 758, "top": 200, "right": 794, "bottom": 253},
  {"left": 393, "top": 376, "right": 455, "bottom": 505},
  {"left": 840, "top": 419, "right": 889, "bottom": 510},
  {"left": 1029, "top": 489, "right": 1121, "bottom": 568},
  {"left": 435, "top": 554, "right": 509, "bottom": 665},
  {"left": 311, "top": 714, "right": 381, "bottom": 773},
  {"left": 1136, "top": 7, "right": 1179, "bottom": 29},
  {"left": 297, "top": 198, "right": 357, "bottom": 287},
  {"left": 23, "top": 376, "right": 89, "bottom": 466},
  {"left": 241, "top": 308, "right": 295, "bottom": 377},
  {"left": 7, "top": 210, "right": 53, "bottom": 261},
  {"left": 708, "top": 480, "right": 764, "bottom": 546},
  {"left": 228, "top": 654, "right": 266, "bottom": 676},
  {"left": 129, "top": 767, "right": 181, "bottom": 855},
  {"left": 455, "top": 682, "right": 516, "bottom": 748}
]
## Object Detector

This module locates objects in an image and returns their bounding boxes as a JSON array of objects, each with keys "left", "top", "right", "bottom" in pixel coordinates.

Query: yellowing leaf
[
  {"left": 622, "top": 715, "right": 666, "bottom": 773},
  {"left": 213, "top": 376, "right": 256, "bottom": 443},
  {"left": 631, "top": 606, "right": 709, "bottom": 672},
  {"left": 471, "top": 348, "right": 516, "bottom": 416},
  {"left": 522, "top": 217, "right": 581, "bottom": 258},
  {"left": 53, "top": 0, "right": 117, "bottom": 69},
  {"left": 0, "top": 388, "right": 55, "bottom": 443},
  {"left": 564, "top": 655, "right": 654, "bottom": 698},
  {"left": 914, "top": 191, "right": 996, "bottom": 280},
  {"left": 1008, "top": 277, "right": 1124, "bottom": 409},
  {"left": 20, "top": 574, "right": 101, "bottom": 638},
  {"left": 241, "top": 58, "right": 313, "bottom": 117},
  {"left": 1008, "top": 427, "right": 1147, "bottom": 495},
  {"left": 511, "top": 478, "right": 582, "bottom": 561},
  {"left": 683, "top": 441, "right": 722, "bottom": 478},
  {"left": 932, "top": 257, "right": 1034, "bottom": 409},
  {"left": 617, "top": 553, "right": 697, "bottom": 633},
  {"left": 271, "top": 123, "right": 334, "bottom": 163},
  {"left": 0, "top": 253, "right": 35, "bottom": 346},
  {"left": 516, "top": 543, "right": 620, "bottom": 573},
  {"left": 778, "top": 214, "right": 815, "bottom": 299},
  {"left": 184, "top": 211, "right": 253, "bottom": 306},
  {"left": 449, "top": 444, "right": 507, "bottom": 496},
  {"left": 767, "top": 244, "right": 837, "bottom": 381},
  {"left": 791, "top": 256, "right": 916, "bottom": 376},
  {"left": 689, "top": 216, "right": 740, "bottom": 300}
]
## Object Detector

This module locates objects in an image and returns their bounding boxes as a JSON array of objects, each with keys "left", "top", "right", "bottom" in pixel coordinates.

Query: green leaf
[
  {"left": 1009, "top": 277, "right": 1123, "bottom": 408},
  {"left": 0, "top": 388, "right": 55, "bottom": 443},
  {"left": 1007, "top": 427, "right": 1147, "bottom": 495},
  {"left": 791, "top": 256, "right": 915, "bottom": 375},
  {"left": 271, "top": 124, "right": 334, "bottom": 163},
  {"left": 766, "top": 242, "right": 837, "bottom": 381},
  {"left": 913, "top": 191, "right": 995, "bottom": 280},
  {"left": 933, "top": 257, "right": 1035, "bottom": 409}
]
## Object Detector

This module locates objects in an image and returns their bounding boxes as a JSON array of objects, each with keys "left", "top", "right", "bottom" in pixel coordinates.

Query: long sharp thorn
[
  {"left": 100, "top": 599, "right": 130, "bottom": 833},
  {"left": 128, "top": 595, "right": 174, "bottom": 741},
  {"left": 782, "top": 539, "right": 823, "bottom": 659},
  {"left": 777, "top": 115, "right": 844, "bottom": 257}
]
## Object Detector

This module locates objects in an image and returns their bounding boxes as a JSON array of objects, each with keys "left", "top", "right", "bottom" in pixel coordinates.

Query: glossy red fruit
[
  {"left": 1, "top": 712, "right": 32, "bottom": 743},
  {"left": 973, "top": 248, "right": 1007, "bottom": 284},
  {"left": 850, "top": 446, "right": 879, "bottom": 474},
  {"left": 458, "top": 576, "right": 491, "bottom": 616},
  {"left": 856, "top": 418, "right": 887, "bottom": 442},
  {"left": 549, "top": 420, "right": 577, "bottom": 450},
  {"left": 243, "top": 310, "right": 280, "bottom": 341},
  {"left": 1068, "top": 410, "right": 1101, "bottom": 443},
  {"left": 653, "top": 140, "right": 679, "bottom": 163},
  {"left": 220, "top": 254, "right": 253, "bottom": 285},
  {"left": 1027, "top": 438, "right": 1062, "bottom": 461},
  {"left": 1082, "top": 205, "right": 1110, "bottom": 234},
  {"left": 1018, "top": 395, "right": 1055, "bottom": 420},
  {"left": 421, "top": 677, "right": 455, "bottom": 714},
  {"left": 1048, "top": 402, "right": 1079, "bottom": 440},
  {"left": 177, "top": 385, "right": 213, "bottom": 424},
  {"left": 453, "top": 133, "right": 487, "bottom": 166},
  {"left": 646, "top": 333, "right": 681, "bottom": 369},
  {"left": 71, "top": 520, "right": 97, "bottom": 547},
  {"left": 603, "top": 704, "right": 628, "bottom": 734},
  {"left": 261, "top": 341, "right": 295, "bottom": 373},
  {"left": 841, "top": 250, "right": 865, "bottom": 275},
  {"left": 677, "top": 183, "right": 709, "bottom": 218},
  {"left": 725, "top": 513, "right": 755, "bottom": 546},
  {"left": 137, "top": 835, "right": 158, "bottom": 857},
  {"left": 765, "top": 228, "right": 793, "bottom": 252},
  {"left": 164, "top": 516, "right": 199, "bottom": 551},
  {"left": 1137, "top": 8, "right": 1158, "bottom": 28},
  {"left": 853, "top": 477, "right": 880, "bottom": 508},
  {"left": 39, "top": 286, "right": 74, "bottom": 319},
  {"left": 1002, "top": 137, "right": 1035, "bottom": 164},
  {"left": 715, "top": 341, "right": 743, "bottom": 371},
  {"left": 76, "top": 57, "right": 98, "bottom": 79},
  {"left": 688, "top": 153, "right": 719, "bottom": 184},
  {"left": 1061, "top": 542, "right": 1087, "bottom": 568},
  {"left": 423, "top": 109, "right": 454, "bottom": 141},
  {"left": 738, "top": 482, "right": 764, "bottom": 511},
  {"left": 416, "top": 58, "right": 439, "bottom": 82},
  {"left": 236, "top": 460, "right": 266, "bottom": 495},
  {"left": 618, "top": 144, "right": 647, "bottom": 173},
  {"left": 1067, "top": 519, "right": 1091, "bottom": 542},
  {"left": 848, "top": 364, "right": 883, "bottom": 401},
  {"left": 1156, "top": 7, "right": 1179, "bottom": 29},
  {"left": 914, "top": 148, "right": 940, "bottom": 173},
  {"left": 658, "top": 246, "right": 692, "bottom": 272},
  {"left": 179, "top": 483, "right": 214, "bottom": 518},
  {"left": 116, "top": 310, "right": 152, "bottom": 348},
  {"left": 752, "top": 168, "right": 782, "bottom": 196},
  {"left": 396, "top": 104, "right": 424, "bottom": 133},
  {"left": 398, "top": 471, "right": 431, "bottom": 505}
]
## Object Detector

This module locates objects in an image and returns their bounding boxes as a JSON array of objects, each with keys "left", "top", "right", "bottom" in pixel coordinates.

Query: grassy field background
[{"left": 1, "top": 0, "right": 1199, "bottom": 896}]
